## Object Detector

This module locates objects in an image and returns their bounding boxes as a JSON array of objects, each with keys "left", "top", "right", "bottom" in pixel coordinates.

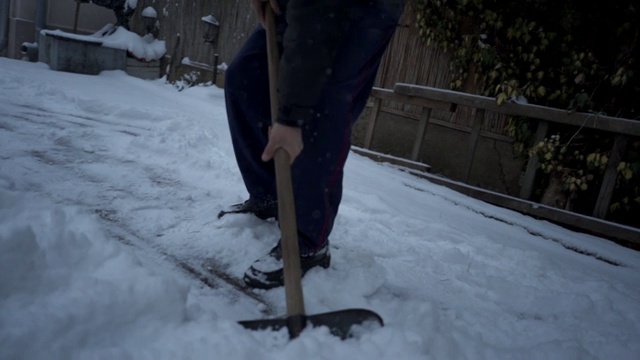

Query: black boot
[
  {"left": 243, "top": 243, "right": 331, "bottom": 289},
  {"left": 218, "top": 199, "right": 277, "bottom": 220}
]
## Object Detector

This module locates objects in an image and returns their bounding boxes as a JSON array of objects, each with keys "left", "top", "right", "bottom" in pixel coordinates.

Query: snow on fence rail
[{"left": 361, "top": 84, "right": 640, "bottom": 247}]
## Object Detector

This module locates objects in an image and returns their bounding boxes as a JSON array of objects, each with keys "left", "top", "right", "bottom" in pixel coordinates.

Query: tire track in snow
[{"left": 1, "top": 104, "right": 276, "bottom": 316}]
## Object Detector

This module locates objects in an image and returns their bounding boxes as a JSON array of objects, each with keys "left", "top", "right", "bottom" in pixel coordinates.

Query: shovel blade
[{"left": 238, "top": 309, "right": 383, "bottom": 340}]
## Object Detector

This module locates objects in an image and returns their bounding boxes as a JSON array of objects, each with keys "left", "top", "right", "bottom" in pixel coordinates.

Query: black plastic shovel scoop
[{"left": 237, "top": 7, "right": 384, "bottom": 340}]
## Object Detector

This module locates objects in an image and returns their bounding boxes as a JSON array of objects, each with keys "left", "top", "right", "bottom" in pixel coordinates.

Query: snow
[
  {"left": 0, "top": 57, "right": 639, "bottom": 359},
  {"left": 126, "top": 0, "right": 138, "bottom": 10},
  {"left": 202, "top": 15, "right": 220, "bottom": 26},
  {"left": 41, "top": 29, "right": 103, "bottom": 45},
  {"left": 141, "top": 6, "right": 158, "bottom": 19},
  {"left": 100, "top": 27, "right": 165, "bottom": 61},
  {"left": 41, "top": 25, "right": 166, "bottom": 62}
]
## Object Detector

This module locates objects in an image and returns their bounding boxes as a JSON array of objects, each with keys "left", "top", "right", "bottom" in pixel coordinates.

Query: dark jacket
[{"left": 276, "top": 0, "right": 406, "bottom": 127}]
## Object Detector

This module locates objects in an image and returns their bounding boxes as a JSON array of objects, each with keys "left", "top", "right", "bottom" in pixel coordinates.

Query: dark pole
[
  {"left": 213, "top": 53, "right": 219, "bottom": 85},
  {"left": 73, "top": 2, "right": 81, "bottom": 33}
]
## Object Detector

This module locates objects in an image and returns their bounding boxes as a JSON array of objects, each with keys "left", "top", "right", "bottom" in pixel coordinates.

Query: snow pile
[
  {"left": 142, "top": 6, "right": 158, "bottom": 19},
  {"left": 0, "top": 189, "right": 187, "bottom": 358},
  {"left": 41, "top": 25, "right": 165, "bottom": 62}
]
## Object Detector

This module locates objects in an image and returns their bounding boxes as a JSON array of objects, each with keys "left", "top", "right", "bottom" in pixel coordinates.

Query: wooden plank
[
  {"left": 371, "top": 87, "right": 456, "bottom": 113},
  {"left": 465, "top": 109, "right": 485, "bottom": 182},
  {"left": 593, "top": 135, "right": 630, "bottom": 218},
  {"left": 520, "top": 120, "right": 549, "bottom": 199},
  {"left": 406, "top": 170, "right": 640, "bottom": 245},
  {"left": 378, "top": 106, "right": 514, "bottom": 142},
  {"left": 394, "top": 83, "right": 640, "bottom": 136},
  {"left": 351, "top": 146, "right": 431, "bottom": 173},
  {"left": 411, "top": 107, "right": 432, "bottom": 161},
  {"left": 364, "top": 97, "right": 381, "bottom": 149},
  {"left": 379, "top": 106, "right": 422, "bottom": 120}
]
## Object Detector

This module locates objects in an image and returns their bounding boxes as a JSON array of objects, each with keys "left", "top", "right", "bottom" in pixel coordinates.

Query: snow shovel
[{"left": 237, "top": 6, "right": 384, "bottom": 339}]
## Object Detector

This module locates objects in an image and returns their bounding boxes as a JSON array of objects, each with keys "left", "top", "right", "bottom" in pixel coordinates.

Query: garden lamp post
[
  {"left": 201, "top": 14, "right": 220, "bottom": 85},
  {"left": 141, "top": 7, "right": 159, "bottom": 38}
]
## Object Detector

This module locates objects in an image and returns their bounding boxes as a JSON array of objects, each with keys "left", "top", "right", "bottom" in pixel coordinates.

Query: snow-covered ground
[{"left": 1, "top": 57, "right": 639, "bottom": 359}]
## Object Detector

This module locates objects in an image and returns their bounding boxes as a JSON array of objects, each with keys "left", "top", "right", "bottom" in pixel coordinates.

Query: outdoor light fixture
[
  {"left": 201, "top": 14, "right": 221, "bottom": 85},
  {"left": 201, "top": 14, "right": 220, "bottom": 46},
  {"left": 141, "top": 6, "right": 159, "bottom": 37}
]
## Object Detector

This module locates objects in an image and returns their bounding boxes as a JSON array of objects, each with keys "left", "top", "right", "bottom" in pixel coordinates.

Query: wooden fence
[
  {"left": 128, "top": 0, "right": 258, "bottom": 81},
  {"left": 125, "top": 1, "right": 502, "bottom": 134},
  {"left": 357, "top": 83, "right": 640, "bottom": 246}
]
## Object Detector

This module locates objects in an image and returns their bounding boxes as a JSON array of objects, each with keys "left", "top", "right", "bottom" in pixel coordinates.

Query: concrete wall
[
  {"left": 39, "top": 31, "right": 127, "bottom": 75},
  {"left": 5, "top": 0, "right": 113, "bottom": 59}
]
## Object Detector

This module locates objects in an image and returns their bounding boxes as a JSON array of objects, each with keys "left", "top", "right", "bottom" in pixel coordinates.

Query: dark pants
[
  {"left": 79, "top": 0, "right": 134, "bottom": 28},
  {"left": 224, "top": 3, "right": 403, "bottom": 253}
]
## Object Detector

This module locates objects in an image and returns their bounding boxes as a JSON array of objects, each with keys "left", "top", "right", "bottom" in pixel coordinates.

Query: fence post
[
  {"left": 520, "top": 120, "right": 549, "bottom": 200},
  {"left": 364, "top": 97, "right": 382, "bottom": 149},
  {"left": 411, "top": 106, "right": 432, "bottom": 161},
  {"left": 593, "top": 135, "right": 629, "bottom": 219},
  {"left": 464, "top": 109, "right": 485, "bottom": 182}
]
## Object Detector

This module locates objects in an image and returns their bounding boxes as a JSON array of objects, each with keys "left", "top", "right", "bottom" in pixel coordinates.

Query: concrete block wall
[{"left": 39, "top": 32, "right": 127, "bottom": 75}]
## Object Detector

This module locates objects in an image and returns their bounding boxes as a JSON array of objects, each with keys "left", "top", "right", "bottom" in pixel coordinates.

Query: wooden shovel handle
[{"left": 264, "top": 6, "right": 307, "bottom": 334}]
